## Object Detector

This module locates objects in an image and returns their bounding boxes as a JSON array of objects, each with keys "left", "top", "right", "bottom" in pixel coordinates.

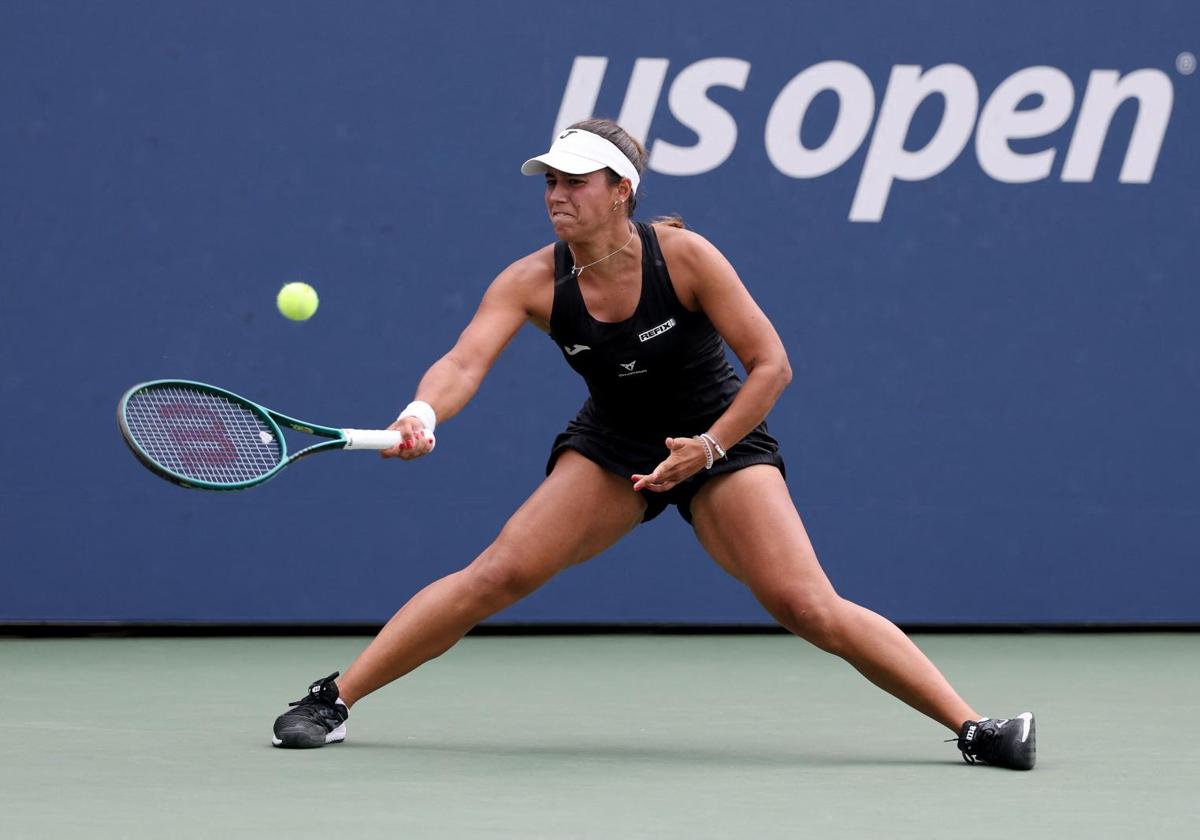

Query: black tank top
[{"left": 549, "top": 222, "right": 741, "bottom": 436}]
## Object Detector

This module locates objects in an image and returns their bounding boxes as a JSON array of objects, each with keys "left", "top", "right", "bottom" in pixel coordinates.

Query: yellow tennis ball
[{"left": 277, "top": 282, "right": 319, "bottom": 321}]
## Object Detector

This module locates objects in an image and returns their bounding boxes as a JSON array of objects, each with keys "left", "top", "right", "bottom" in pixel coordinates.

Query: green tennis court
[{"left": 3, "top": 632, "right": 1196, "bottom": 838}]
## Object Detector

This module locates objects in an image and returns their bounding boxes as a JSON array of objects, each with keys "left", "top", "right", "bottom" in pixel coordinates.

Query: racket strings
[{"left": 124, "top": 385, "right": 282, "bottom": 484}]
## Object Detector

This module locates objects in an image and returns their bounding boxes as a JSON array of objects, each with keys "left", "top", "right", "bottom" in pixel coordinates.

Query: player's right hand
[{"left": 381, "top": 416, "right": 435, "bottom": 460}]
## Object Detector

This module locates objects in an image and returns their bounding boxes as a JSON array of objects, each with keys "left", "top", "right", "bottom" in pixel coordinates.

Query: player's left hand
[{"left": 631, "top": 437, "right": 707, "bottom": 492}]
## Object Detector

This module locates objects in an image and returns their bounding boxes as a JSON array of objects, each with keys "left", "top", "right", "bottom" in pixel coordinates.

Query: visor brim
[{"left": 521, "top": 150, "right": 612, "bottom": 177}]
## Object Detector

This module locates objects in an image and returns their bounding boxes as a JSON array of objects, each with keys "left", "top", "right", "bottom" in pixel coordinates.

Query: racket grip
[{"left": 342, "top": 429, "right": 405, "bottom": 450}]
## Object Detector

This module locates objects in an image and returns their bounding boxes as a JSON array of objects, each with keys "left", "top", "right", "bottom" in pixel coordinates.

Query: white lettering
[
  {"left": 551, "top": 56, "right": 670, "bottom": 155},
  {"left": 851, "top": 64, "right": 979, "bottom": 222},
  {"left": 976, "top": 66, "right": 1074, "bottom": 183},
  {"left": 650, "top": 58, "right": 750, "bottom": 176},
  {"left": 553, "top": 56, "right": 1176, "bottom": 221},
  {"left": 553, "top": 56, "right": 608, "bottom": 138},
  {"left": 1061, "top": 69, "right": 1174, "bottom": 183},
  {"left": 765, "top": 61, "right": 875, "bottom": 178},
  {"left": 638, "top": 318, "right": 677, "bottom": 342},
  {"left": 617, "top": 59, "right": 671, "bottom": 145}
]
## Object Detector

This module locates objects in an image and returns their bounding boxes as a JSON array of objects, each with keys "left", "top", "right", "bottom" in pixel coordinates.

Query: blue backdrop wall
[{"left": 3, "top": 1, "right": 1197, "bottom": 624}]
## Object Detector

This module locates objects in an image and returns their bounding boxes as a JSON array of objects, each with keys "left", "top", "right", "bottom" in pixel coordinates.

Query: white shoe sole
[{"left": 271, "top": 722, "right": 347, "bottom": 748}]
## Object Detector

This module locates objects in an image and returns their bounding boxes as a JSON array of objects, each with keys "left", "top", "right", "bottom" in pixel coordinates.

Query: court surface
[{"left": 2, "top": 632, "right": 1196, "bottom": 839}]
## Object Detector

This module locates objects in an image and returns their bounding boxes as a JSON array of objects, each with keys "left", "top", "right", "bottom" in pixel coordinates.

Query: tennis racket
[{"left": 118, "top": 379, "right": 426, "bottom": 491}]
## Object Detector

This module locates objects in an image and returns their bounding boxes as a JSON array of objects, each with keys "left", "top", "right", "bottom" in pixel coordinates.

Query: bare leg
[
  {"left": 691, "top": 466, "right": 978, "bottom": 732},
  {"left": 337, "top": 451, "right": 645, "bottom": 706}
]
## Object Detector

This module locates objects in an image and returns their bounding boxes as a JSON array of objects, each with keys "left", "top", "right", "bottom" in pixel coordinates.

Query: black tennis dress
[{"left": 546, "top": 221, "right": 784, "bottom": 523}]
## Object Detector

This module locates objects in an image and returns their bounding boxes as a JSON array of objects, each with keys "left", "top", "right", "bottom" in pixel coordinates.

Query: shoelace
[
  {"left": 947, "top": 724, "right": 997, "bottom": 765},
  {"left": 285, "top": 672, "right": 340, "bottom": 712}
]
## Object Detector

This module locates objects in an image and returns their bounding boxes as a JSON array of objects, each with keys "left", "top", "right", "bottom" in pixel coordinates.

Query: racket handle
[{"left": 342, "top": 429, "right": 404, "bottom": 450}]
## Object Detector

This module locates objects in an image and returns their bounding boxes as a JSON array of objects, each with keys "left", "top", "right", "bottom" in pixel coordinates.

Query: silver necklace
[{"left": 570, "top": 224, "right": 636, "bottom": 278}]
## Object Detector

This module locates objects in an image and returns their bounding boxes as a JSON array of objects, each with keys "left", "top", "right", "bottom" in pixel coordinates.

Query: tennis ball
[{"left": 277, "top": 282, "right": 319, "bottom": 321}]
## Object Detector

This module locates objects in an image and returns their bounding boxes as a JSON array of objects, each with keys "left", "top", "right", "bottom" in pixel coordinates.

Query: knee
[
  {"left": 460, "top": 547, "right": 542, "bottom": 613},
  {"left": 764, "top": 589, "right": 848, "bottom": 654}
]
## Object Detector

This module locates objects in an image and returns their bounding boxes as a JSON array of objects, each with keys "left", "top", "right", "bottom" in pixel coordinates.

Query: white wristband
[{"left": 397, "top": 400, "right": 436, "bottom": 435}]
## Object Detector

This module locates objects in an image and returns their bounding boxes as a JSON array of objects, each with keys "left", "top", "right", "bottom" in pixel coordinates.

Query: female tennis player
[{"left": 271, "top": 119, "right": 1036, "bottom": 770}]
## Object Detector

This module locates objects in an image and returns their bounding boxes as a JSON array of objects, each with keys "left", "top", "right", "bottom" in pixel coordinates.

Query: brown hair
[{"left": 650, "top": 213, "right": 686, "bottom": 229}]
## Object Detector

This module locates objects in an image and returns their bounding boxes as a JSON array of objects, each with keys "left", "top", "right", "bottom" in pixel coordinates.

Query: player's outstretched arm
[{"left": 382, "top": 259, "right": 540, "bottom": 459}]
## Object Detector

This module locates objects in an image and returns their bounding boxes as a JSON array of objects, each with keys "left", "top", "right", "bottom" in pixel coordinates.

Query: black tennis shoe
[
  {"left": 271, "top": 672, "right": 349, "bottom": 749},
  {"left": 954, "top": 712, "right": 1036, "bottom": 770}
]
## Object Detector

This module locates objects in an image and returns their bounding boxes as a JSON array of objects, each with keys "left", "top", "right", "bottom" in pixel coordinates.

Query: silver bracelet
[
  {"left": 693, "top": 435, "right": 714, "bottom": 470},
  {"left": 699, "top": 432, "right": 726, "bottom": 462}
]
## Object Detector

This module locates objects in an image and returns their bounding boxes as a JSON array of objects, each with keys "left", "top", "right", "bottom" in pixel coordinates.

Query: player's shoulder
[
  {"left": 499, "top": 243, "right": 556, "bottom": 284},
  {"left": 652, "top": 221, "right": 725, "bottom": 272},
  {"left": 489, "top": 243, "right": 556, "bottom": 297}
]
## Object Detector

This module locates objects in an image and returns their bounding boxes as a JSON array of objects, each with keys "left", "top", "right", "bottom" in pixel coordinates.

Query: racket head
[{"left": 118, "top": 380, "right": 290, "bottom": 490}]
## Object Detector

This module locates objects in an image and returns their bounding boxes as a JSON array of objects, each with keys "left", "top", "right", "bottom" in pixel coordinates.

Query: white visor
[{"left": 521, "top": 128, "right": 641, "bottom": 194}]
